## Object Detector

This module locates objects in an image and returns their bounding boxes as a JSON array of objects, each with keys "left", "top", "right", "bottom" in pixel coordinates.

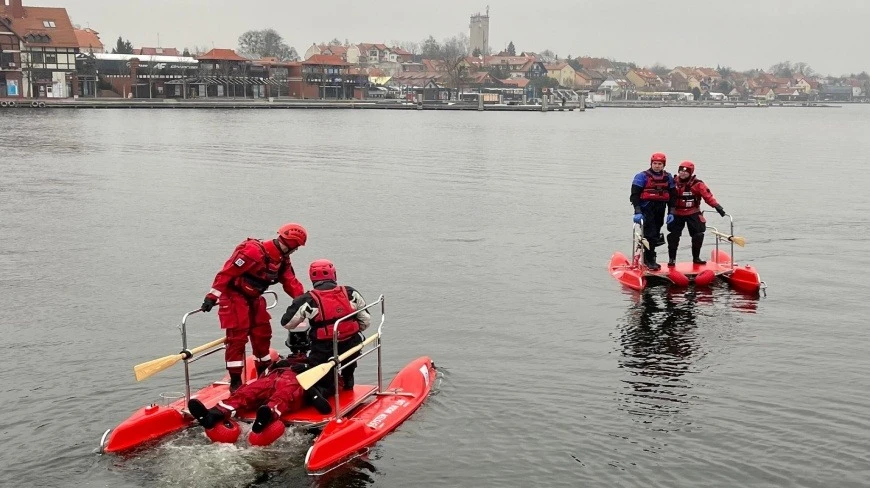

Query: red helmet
[
  {"left": 277, "top": 223, "right": 307, "bottom": 249},
  {"left": 309, "top": 259, "right": 337, "bottom": 283},
  {"left": 678, "top": 161, "right": 695, "bottom": 175},
  {"left": 650, "top": 152, "right": 667, "bottom": 165}
]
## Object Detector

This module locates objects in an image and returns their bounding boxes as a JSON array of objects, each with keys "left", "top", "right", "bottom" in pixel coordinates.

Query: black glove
[
  {"left": 715, "top": 205, "right": 726, "bottom": 217},
  {"left": 201, "top": 296, "right": 217, "bottom": 312}
]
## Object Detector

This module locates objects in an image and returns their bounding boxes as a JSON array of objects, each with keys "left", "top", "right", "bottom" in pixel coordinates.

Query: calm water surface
[{"left": 1, "top": 106, "right": 869, "bottom": 487}]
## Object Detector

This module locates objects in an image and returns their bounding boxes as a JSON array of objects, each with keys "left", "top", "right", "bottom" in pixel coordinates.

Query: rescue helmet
[
  {"left": 309, "top": 259, "right": 337, "bottom": 283},
  {"left": 277, "top": 223, "right": 307, "bottom": 249},
  {"left": 205, "top": 418, "right": 241, "bottom": 444},
  {"left": 285, "top": 326, "right": 311, "bottom": 354},
  {"left": 248, "top": 419, "right": 286, "bottom": 447},
  {"left": 678, "top": 161, "right": 695, "bottom": 175},
  {"left": 650, "top": 152, "right": 667, "bottom": 165}
]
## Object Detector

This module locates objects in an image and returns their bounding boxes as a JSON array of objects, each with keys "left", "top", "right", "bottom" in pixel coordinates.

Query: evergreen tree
[
  {"left": 506, "top": 41, "right": 516, "bottom": 56},
  {"left": 111, "top": 36, "right": 134, "bottom": 54}
]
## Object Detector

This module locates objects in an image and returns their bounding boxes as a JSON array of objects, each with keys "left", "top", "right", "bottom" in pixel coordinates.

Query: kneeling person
[{"left": 281, "top": 259, "right": 371, "bottom": 395}]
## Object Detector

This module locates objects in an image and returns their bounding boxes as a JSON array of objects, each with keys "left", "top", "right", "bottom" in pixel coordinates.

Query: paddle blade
[
  {"left": 730, "top": 236, "right": 746, "bottom": 247},
  {"left": 297, "top": 362, "right": 335, "bottom": 390},
  {"left": 134, "top": 353, "right": 183, "bottom": 381}
]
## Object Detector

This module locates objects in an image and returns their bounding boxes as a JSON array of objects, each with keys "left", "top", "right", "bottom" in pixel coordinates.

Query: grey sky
[{"left": 57, "top": 0, "right": 868, "bottom": 75}]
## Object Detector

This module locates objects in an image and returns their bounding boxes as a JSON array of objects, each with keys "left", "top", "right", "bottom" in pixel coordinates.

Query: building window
[
  {"left": 42, "top": 21, "right": 56, "bottom": 28},
  {"left": 44, "top": 52, "right": 57, "bottom": 64}
]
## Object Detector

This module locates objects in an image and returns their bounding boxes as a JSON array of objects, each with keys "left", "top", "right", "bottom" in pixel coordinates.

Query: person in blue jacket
[{"left": 629, "top": 152, "right": 677, "bottom": 270}]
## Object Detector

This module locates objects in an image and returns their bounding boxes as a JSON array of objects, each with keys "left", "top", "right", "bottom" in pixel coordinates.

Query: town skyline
[{"left": 55, "top": 0, "right": 869, "bottom": 77}]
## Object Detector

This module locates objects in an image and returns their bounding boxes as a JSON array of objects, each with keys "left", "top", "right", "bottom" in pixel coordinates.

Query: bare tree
[
  {"left": 793, "top": 61, "right": 814, "bottom": 77},
  {"left": 238, "top": 29, "right": 296, "bottom": 61},
  {"left": 538, "top": 50, "right": 557, "bottom": 63},
  {"left": 437, "top": 34, "right": 470, "bottom": 99},
  {"left": 391, "top": 40, "right": 420, "bottom": 55},
  {"left": 648, "top": 63, "right": 670, "bottom": 77},
  {"left": 769, "top": 61, "right": 794, "bottom": 78}
]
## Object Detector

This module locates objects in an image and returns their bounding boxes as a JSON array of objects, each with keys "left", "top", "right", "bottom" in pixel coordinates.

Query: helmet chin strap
[{"left": 274, "top": 238, "right": 291, "bottom": 254}]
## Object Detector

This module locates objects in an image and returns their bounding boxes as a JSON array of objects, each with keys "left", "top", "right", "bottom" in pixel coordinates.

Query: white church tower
[{"left": 469, "top": 6, "right": 490, "bottom": 56}]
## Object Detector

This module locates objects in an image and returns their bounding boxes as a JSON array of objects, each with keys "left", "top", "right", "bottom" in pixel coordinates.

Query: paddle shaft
[
  {"left": 296, "top": 332, "right": 380, "bottom": 390},
  {"left": 134, "top": 337, "right": 226, "bottom": 381}
]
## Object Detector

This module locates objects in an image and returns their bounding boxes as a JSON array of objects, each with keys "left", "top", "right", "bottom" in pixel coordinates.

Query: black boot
[
  {"left": 341, "top": 372, "right": 354, "bottom": 391},
  {"left": 691, "top": 234, "right": 706, "bottom": 265},
  {"left": 305, "top": 386, "right": 332, "bottom": 414},
  {"left": 229, "top": 374, "right": 242, "bottom": 393},
  {"left": 252, "top": 405, "right": 274, "bottom": 434},
  {"left": 666, "top": 233, "right": 679, "bottom": 267},
  {"left": 188, "top": 399, "right": 226, "bottom": 429},
  {"left": 644, "top": 250, "right": 661, "bottom": 271}
]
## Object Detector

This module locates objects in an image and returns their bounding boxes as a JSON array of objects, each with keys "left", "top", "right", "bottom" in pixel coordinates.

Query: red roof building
[
  {"left": 133, "top": 47, "right": 179, "bottom": 56},
  {"left": 73, "top": 28, "right": 103, "bottom": 53},
  {"left": 196, "top": 48, "right": 249, "bottom": 62},
  {"left": 0, "top": 0, "right": 79, "bottom": 98}
]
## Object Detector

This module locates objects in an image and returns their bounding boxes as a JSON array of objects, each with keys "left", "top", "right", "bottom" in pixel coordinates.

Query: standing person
[
  {"left": 200, "top": 223, "right": 307, "bottom": 392},
  {"left": 666, "top": 161, "right": 726, "bottom": 266},
  {"left": 630, "top": 152, "right": 677, "bottom": 270},
  {"left": 280, "top": 259, "right": 370, "bottom": 395}
]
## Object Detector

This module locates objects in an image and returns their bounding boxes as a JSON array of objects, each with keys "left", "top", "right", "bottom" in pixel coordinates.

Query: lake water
[{"left": 1, "top": 105, "right": 869, "bottom": 487}]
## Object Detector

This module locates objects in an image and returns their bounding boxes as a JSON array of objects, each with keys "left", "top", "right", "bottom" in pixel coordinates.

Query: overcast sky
[{"left": 56, "top": 0, "right": 868, "bottom": 75}]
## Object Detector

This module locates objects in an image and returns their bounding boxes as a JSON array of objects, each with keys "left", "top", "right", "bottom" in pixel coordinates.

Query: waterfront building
[
  {"left": 73, "top": 28, "right": 102, "bottom": 54},
  {"left": 0, "top": 0, "right": 78, "bottom": 98}
]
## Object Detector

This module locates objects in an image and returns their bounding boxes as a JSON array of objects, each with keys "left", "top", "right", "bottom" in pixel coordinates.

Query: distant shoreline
[
  {"left": 0, "top": 98, "right": 857, "bottom": 110},
  {"left": 0, "top": 99, "right": 582, "bottom": 112}
]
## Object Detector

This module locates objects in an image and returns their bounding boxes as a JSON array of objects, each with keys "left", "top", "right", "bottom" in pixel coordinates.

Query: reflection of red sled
[
  {"left": 100, "top": 294, "right": 437, "bottom": 475},
  {"left": 609, "top": 217, "right": 764, "bottom": 294}
]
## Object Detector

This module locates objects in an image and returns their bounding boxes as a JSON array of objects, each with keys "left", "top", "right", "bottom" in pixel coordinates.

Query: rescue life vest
[
  {"left": 232, "top": 239, "right": 285, "bottom": 297},
  {"left": 309, "top": 286, "right": 360, "bottom": 341},
  {"left": 674, "top": 177, "right": 703, "bottom": 216},
  {"left": 640, "top": 170, "right": 671, "bottom": 202}
]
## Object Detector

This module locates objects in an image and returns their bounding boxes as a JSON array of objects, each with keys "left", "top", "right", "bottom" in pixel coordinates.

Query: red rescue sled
[
  {"left": 609, "top": 217, "right": 764, "bottom": 294},
  {"left": 100, "top": 294, "right": 437, "bottom": 475}
]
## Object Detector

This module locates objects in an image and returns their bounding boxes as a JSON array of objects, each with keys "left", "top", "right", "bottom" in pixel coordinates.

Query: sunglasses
[{"left": 678, "top": 168, "right": 691, "bottom": 172}]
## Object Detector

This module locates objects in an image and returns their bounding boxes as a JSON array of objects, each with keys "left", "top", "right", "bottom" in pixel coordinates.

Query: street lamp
[{"left": 95, "top": 68, "right": 99, "bottom": 98}]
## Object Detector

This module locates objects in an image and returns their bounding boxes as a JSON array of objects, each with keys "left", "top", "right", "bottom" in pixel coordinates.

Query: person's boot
[
  {"left": 691, "top": 234, "right": 706, "bottom": 265},
  {"left": 666, "top": 233, "right": 679, "bottom": 267},
  {"left": 341, "top": 372, "right": 354, "bottom": 391},
  {"left": 229, "top": 373, "right": 242, "bottom": 393},
  {"left": 252, "top": 405, "right": 275, "bottom": 434},
  {"left": 644, "top": 250, "right": 661, "bottom": 271},
  {"left": 305, "top": 386, "right": 332, "bottom": 414},
  {"left": 188, "top": 399, "right": 226, "bottom": 429}
]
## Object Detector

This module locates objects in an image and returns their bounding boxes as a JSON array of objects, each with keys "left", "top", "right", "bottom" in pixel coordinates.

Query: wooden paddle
[
  {"left": 133, "top": 337, "right": 226, "bottom": 381},
  {"left": 710, "top": 230, "right": 746, "bottom": 247},
  {"left": 633, "top": 229, "right": 650, "bottom": 250},
  {"left": 297, "top": 333, "right": 380, "bottom": 390}
]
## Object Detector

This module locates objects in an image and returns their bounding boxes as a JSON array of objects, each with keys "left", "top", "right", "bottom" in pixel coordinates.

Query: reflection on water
[
  {"left": 616, "top": 289, "right": 703, "bottom": 424},
  {"left": 615, "top": 286, "right": 761, "bottom": 431}
]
